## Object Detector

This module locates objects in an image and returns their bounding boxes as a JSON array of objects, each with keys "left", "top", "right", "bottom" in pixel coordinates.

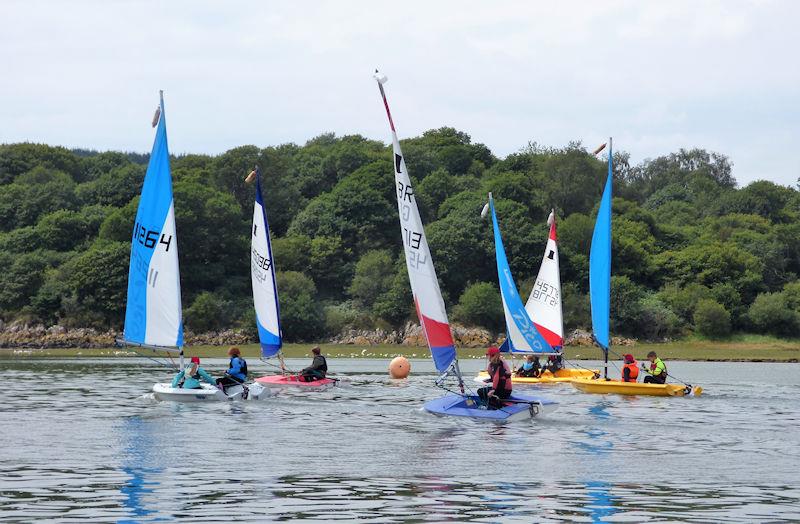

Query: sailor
[
  {"left": 478, "top": 346, "right": 513, "bottom": 409},
  {"left": 516, "top": 354, "right": 541, "bottom": 378},
  {"left": 171, "top": 357, "right": 216, "bottom": 389},
  {"left": 216, "top": 347, "right": 248, "bottom": 391},
  {"left": 642, "top": 351, "right": 667, "bottom": 384},
  {"left": 541, "top": 353, "right": 564, "bottom": 376},
  {"left": 299, "top": 346, "right": 328, "bottom": 382},
  {"left": 621, "top": 353, "right": 639, "bottom": 382}
]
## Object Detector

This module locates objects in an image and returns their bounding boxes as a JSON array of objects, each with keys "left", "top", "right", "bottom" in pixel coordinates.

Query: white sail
[
  {"left": 525, "top": 210, "right": 564, "bottom": 348},
  {"left": 251, "top": 168, "right": 282, "bottom": 357}
]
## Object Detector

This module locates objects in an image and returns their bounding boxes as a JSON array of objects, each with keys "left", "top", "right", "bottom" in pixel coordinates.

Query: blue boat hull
[{"left": 423, "top": 394, "right": 557, "bottom": 422}]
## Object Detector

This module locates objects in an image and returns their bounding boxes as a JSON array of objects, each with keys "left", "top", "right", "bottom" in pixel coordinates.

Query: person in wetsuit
[
  {"left": 516, "top": 354, "right": 541, "bottom": 378},
  {"left": 541, "top": 354, "right": 564, "bottom": 376},
  {"left": 299, "top": 346, "right": 327, "bottom": 382},
  {"left": 478, "top": 346, "right": 513, "bottom": 409},
  {"left": 171, "top": 357, "right": 216, "bottom": 389},
  {"left": 216, "top": 347, "right": 248, "bottom": 392}
]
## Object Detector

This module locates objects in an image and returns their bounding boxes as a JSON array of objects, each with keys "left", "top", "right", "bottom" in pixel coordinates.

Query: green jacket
[
  {"left": 644, "top": 358, "right": 667, "bottom": 378},
  {"left": 171, "top": 367, "right": 216, "bottom": 389}
]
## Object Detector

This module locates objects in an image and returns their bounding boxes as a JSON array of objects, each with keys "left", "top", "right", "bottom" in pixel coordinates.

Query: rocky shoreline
[{"left": 0, "top": 319, "right": 635, "bottom": 349}]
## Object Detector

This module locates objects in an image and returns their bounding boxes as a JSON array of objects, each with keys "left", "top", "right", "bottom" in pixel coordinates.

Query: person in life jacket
[
  {"left": 478, "top": 346, "right": 513, "bottom": 409},
  {"left": 171, "top": 357, "right": 216, "bottom": 389},
  {"left": 621, "top": 353, "right": 639, "bottom": 383},
  {"left": 299, "top": 346, "right": 328, "bottom": 382},
  {"left": 642, "top": 351, "right": 667, "bottom": 384},
  {"left": 541, "top": 354, "right": 564, "bottom": 376},
  {"left": 516, "top": 354, "right": 541, "bottom": 378},
  {"left": 216, "top": 347, "right": 248, "bottom": 392}
]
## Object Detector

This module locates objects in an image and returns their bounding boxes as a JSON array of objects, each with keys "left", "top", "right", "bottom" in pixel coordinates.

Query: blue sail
[
  {"left": 490, "top": 197, "right": 552, "bottom": 354},
  {"left": 251, "top": 168, "right": 282, "bottom": 358},
  {"left": 123, "top": 92, "right": 183, "bottom": 348},
  {"left": 590, "top": 141, "right": 613, "bottom": 350}
]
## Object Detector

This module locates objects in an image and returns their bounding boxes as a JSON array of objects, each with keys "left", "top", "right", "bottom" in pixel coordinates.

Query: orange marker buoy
[{"left": 389, "top": 356, "right": 411, "bottom": 378}]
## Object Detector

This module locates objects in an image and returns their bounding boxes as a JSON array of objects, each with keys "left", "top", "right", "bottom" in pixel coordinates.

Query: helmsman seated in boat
[
  {"left": 642, "top": 351, "right": 667, "bottom": 384},
  {"left": 479, "top": 346, "right": 513, "bottom": 409},
  {"left": 216, "top": 347, "right": 248, "bottom": 391},
  {"left": 171, "top": 357, "right": 216, "bottom": 389},
  {"left": 299, "top": 346, "right": 328, "bottom": 382},
  {"left": 541, "top": 354, "right": 564, "bottom": 376},
  {"left": 515, "top": 355, "right": 541, "bottom": 378}
]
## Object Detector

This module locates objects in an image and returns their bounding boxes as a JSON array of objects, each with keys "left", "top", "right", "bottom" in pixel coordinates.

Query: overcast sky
[{"left": 1, "top": 1, "right": 798, "bottom": 186}]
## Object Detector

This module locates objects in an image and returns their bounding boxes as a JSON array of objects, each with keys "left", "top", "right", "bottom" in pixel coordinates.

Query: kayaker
[
  {"left": 541, "top": 354, "right": 564, "bottom": 376},
  {"left": 621, "top": 353, "right": 639, "bottom": 382},
  {"left": 642, "top": 351, "right": 667, "bottom": 384},
  {"left": 216, "top": 346, "right": 248, "bottom": 391},
  {"left": 478, "top": 346, "right": 513, "bottom": 409},
  {"left": 516, "top": 354, "right": 541, "bottom": 378},
  {"left": 299, "top": 346, "right": 328, "bottom": 382},
  {"left": 171, "top": 357, "right": 216, "bottom": 389}
]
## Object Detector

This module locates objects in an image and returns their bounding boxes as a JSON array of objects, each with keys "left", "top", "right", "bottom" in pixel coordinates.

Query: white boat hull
[{"left": 152, "top": 383, "right": 260, "bottom": 402}]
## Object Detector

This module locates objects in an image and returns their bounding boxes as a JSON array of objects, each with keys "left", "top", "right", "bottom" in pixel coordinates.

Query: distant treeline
[{"left": 1, "top": 130, "right": 799, "bottom": 341}]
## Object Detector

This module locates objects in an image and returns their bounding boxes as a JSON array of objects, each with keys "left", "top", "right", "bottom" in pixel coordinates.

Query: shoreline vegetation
[{"left": 2, "top": 336, "right": 798, "bottom": 362}]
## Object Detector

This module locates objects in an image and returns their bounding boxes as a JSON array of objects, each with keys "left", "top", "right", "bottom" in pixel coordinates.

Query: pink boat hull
[{"left": 255, "top": 375, "right": 337, "bottom": 389}]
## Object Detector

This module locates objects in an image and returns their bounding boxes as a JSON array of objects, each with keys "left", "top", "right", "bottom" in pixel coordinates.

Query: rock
[{"left": 47, "top": 325, "right": 67, "bottom": 335}]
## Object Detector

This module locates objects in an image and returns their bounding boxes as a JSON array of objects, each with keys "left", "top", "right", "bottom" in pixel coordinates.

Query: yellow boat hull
[
  {"left": 570, "top": 378, "right": 702, "bottom": 397},
  {"left": 475, "top": 368, "right": 599, "bottom": 385}
]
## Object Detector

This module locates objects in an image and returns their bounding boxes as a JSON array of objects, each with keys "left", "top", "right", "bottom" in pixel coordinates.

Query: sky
[{"left": 1, "top": 0, "right": 798, "bottom": 186}]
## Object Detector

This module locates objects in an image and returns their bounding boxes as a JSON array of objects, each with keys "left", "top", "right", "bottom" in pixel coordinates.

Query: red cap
[
  {"left": 190, "top": 356, "right": 200, "bottom": 364},
  {"left": 486, "top": 346, "right": 500, "bottom": 357},
  {"left": 623, "top": 354, "right": 634, "bottom": 363}
]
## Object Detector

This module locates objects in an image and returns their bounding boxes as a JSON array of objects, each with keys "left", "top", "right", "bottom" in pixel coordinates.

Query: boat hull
[
  {"left": 423, "top": 394, "right": 557, "bottom": 422},
  {"left": 474, "top": 367, "right": 598, "bottom": 385},
  {"left": 255, "top": 374, "right": 337, "bottom": 390},
  {"left": 570, "top": 378, "right": 701, "bottom": 397},
  {"left": 152, "top": 382, "right": 244, "bottom": 402}
]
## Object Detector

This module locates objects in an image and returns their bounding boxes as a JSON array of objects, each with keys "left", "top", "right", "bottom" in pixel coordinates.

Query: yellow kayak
[
  {"left": 570, "top": 378, "right": 703, "bottom": 397},
  {"left": 475, "top": 368, "right": 599, "bottom": 385}
]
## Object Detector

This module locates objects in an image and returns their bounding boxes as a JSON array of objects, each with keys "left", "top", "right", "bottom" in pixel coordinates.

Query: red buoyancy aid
[
  {"left": 489, "top": 360, "right": 513, "bottom": 393},
  {"left": 622, "top": 362, "right": 639, "bottom": 382}
]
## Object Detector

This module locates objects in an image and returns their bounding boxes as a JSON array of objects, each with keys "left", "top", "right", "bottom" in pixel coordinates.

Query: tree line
[{"left": 1, "top": 129, "right": 799, "bottom": 341}]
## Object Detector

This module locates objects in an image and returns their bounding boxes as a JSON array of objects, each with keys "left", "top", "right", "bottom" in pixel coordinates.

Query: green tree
[
  {"left": 276, "top": 271, "right": 325, "bottom": 341},
  {"left": 349, "top": 250, "right": 394, "bottom": 308},
  {"left": 693, "top": 299, "right": 731, "bottom": 338},
  {"left": 748, "top": 292, "right": 800, "bottom": 337},
  {"left": 452, "top": 282, "right": 503, "bottom": 331}
]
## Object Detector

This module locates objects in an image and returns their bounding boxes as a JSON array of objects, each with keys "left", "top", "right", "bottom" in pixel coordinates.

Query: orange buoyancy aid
[
  {"left": 489, "top": 360, "right": 513, "bottom": 393},
  {"left": 622, "top": 362, "right": 639, "bottom": 382}
]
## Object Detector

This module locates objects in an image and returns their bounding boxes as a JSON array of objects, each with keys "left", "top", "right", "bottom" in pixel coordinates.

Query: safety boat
[
  {"left": 473, "top": 203, "right": 597, "bottom": 384},
  {"left": 375, "top": 71, "right": 555, "bottom": 422},
  {"left": 569, "top": 139, "right": 702, "bottom": 397}
]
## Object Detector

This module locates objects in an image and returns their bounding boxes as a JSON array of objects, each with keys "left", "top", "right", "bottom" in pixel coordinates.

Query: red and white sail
[
  {"left": 525, "top": 210, "right": 564, "bottom": 348},
  {"left": 375, "top": 71, "right": 456, "bottom": 373}
]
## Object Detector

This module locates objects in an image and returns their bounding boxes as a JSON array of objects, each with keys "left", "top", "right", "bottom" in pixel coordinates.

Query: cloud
[{"left": 0, "top": 0, "right": 797, "bottom": 186}]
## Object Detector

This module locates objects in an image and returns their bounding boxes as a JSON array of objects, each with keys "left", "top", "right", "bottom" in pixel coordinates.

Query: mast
[{"left": 590, "top": 137, "right": 613, "bottom": 379}]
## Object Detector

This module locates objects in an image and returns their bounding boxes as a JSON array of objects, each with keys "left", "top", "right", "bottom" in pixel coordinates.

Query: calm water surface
[{"left": 0, "top": 357, "right": 798, "bottom": 522}]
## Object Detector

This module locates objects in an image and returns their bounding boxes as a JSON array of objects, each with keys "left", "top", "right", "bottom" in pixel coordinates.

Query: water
[{"left": 0, "top": 357, "right": 799, "bottom": 522}]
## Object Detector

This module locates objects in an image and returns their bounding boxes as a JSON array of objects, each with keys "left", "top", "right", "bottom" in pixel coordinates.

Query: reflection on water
[{"left": 0, "top": 358, "right": 798, "bottom": 521}]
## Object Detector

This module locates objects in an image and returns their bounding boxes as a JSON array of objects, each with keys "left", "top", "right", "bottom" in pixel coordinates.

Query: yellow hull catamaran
[
  {"left": 474, "top": 199, "right": 597, "bottom": 385},
  {"left": 569, "top": 139, "right": 701, "bottom": 397}
]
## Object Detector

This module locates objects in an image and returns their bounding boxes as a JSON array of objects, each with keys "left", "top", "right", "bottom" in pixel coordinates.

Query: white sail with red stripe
[
  {"left": 374, "top": 71, "right": 457, "bottom": 373},
  {"left": 525, "top": 210, "right": 565, "bottom": 349}
]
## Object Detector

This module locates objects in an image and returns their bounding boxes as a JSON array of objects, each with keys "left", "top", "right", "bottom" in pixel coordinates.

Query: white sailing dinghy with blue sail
[
  {"left": 120, "top": 92, "right": 244, "bottom": 402},
  {"left": 374, "top": 71, "right": 555, "bottom": 421}
]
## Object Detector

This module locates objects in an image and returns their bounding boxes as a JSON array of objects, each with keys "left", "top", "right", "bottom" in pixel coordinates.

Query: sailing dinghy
[
  {"left": 475, "top": 205, "right": 597, "bottom": 384},
  {"left": 120, "top": 92, "right": 251, "bottom": 402},
  {"left": 374, "top": 71, "right": 556, "bottom": 421},
  {"left": 246, "top": 168, "right": 337, "bottom": 391},
  {"left": 570, "top": 139, "right": 702, "bottom": 397}
]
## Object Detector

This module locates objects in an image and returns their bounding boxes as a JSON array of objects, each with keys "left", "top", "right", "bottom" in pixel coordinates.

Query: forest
[{"left": 1, "top": 129, "right": 799, "bottom": 342}]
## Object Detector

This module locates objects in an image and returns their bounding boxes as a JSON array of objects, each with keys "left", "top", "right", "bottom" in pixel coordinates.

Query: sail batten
[
  {"left": 489, "top": 196, "right": 553, "bottom": 354},
  {"left": 251, "top": 167, "right": 282, "bottom": 358},
  {"left": 376, "top": 75, "right": 456, "bottom": 374},
  {"left": 123, "top": 93, "right": 183, "bottom": 349}
]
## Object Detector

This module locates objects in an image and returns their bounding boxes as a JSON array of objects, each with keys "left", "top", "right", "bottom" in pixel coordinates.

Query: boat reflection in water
[{"left": 119, "top": 416, "right": 162, "bottom": 523}]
